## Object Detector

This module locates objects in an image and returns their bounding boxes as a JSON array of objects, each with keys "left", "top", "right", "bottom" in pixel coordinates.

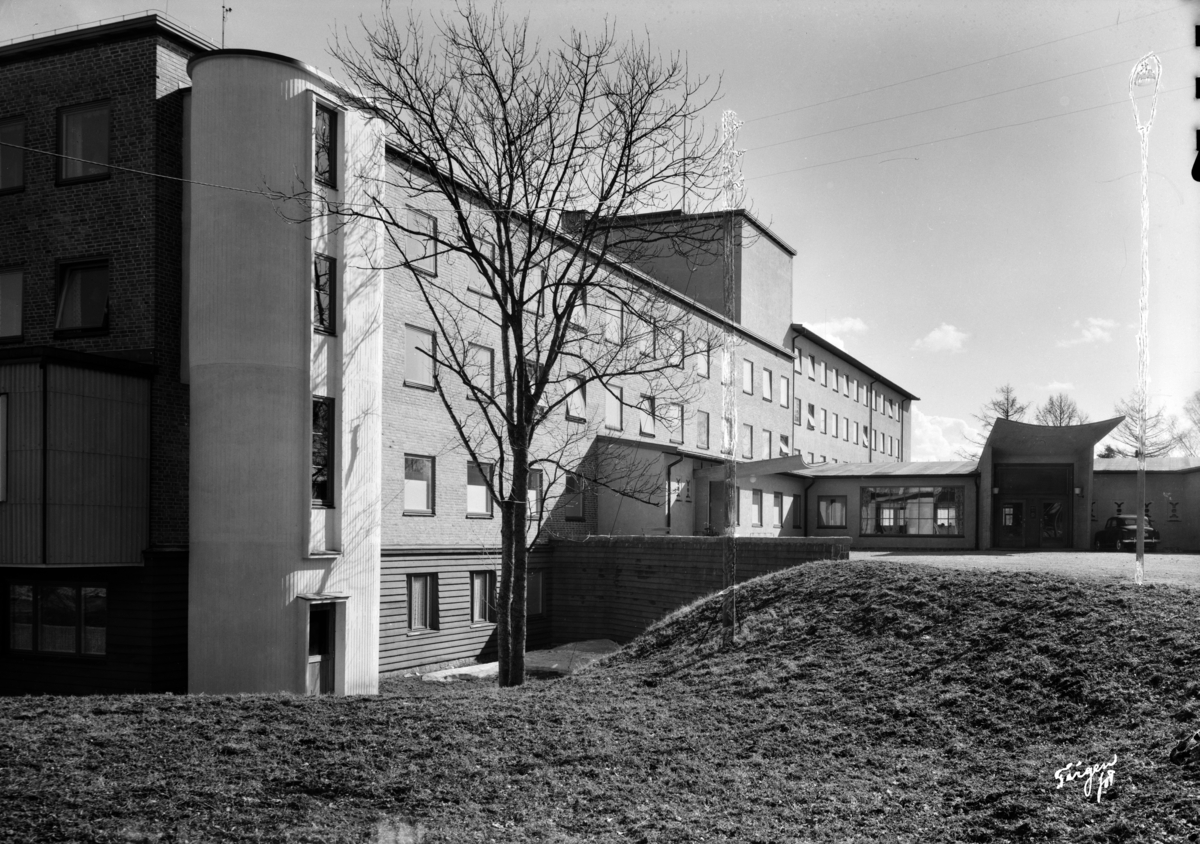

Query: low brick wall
[{"left": 549, "top": 536, "right": 850, "bottom": 645}]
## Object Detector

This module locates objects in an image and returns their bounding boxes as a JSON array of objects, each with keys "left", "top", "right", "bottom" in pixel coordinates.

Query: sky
[{"left": 3, "top": 0, "right": 1197, "bottom": 459}]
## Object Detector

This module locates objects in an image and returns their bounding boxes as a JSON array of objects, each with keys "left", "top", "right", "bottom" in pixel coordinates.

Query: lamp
[
  {"left": 1074, "top": 487, "right": 1083, "bottom": 497},
  {"left": 992, "top": 487, "right": 1000, "bottom": 495}
]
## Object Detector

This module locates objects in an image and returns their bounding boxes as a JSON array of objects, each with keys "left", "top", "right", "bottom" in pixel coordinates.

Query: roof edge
[
  {"left": 0, "top": 12, "right": 216, "bottom": 61},
  {"left": 791, "top": 323, "right": 920, "bottom": 401}
]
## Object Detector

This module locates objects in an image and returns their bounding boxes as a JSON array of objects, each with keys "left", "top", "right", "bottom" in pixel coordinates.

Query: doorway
[{"left": 307, "top": 604, "right": 334, "bottom": 695}]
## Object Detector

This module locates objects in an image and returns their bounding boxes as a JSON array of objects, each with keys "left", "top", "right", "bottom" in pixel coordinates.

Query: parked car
[{"left": 1094, "top": 515, "right": 1160, "bottom": 552}]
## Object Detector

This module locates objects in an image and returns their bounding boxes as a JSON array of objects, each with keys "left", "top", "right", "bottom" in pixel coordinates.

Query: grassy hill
[{"left": 3, "top": 560, "right": 1199, "bottom": 842}]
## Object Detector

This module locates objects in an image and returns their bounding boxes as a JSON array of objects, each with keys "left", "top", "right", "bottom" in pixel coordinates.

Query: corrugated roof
[
  {"left": 793, "top": 460, "right": 978, "bottom": 478},
  {"left": 1094, "top": 456, "right": 1200, "bottom": 473}
]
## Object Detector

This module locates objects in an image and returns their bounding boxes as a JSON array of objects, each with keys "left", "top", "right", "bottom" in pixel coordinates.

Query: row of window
[
  {"left": 740, "top": 358, "right": 791, "bottom": 408},
  {"left": 735, "top": 489, "right": 801, "bottom": 529},
  {"left": 8, "top": 583, "right": 107, "bottom": 655},
  {"left": 793, "top": 400, "right": 900, "bottom": 457},
  {"left": 401, "top": 456, "right": 583, "bottom": 521},
  {"left": 408, "top": 570, "right": 544, "bottom": 631},
  {"left": 815, "top": 487, "right": 964, "bottom": 535},
  {"left": 0, "top": 263, "right": 111, "bottom": 341},
  {"left": 794, "top": 352, "right": 900, "bottom": 419},
  {"left": 0, "top": 101, "right": 111, "bottom": 193}
]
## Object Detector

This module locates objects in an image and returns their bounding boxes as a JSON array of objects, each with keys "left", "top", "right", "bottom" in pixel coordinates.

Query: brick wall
[{"left": 548, "top": 535, "right": 850, "bottom": 644}]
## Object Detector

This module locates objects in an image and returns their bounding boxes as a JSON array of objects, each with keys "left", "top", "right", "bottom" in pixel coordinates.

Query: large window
[
  {"left": 405, "top": 325, "right": 435, "bottom": 387},
  {"left": 59, "top": 102, "right": 109, "bottom": 182},
  {"left": 314, "top": 104, "right": 337, "bottom": 187},
  {"left": 0, "top": 270, "right": 21, "bottom": 338},
  {"left": 56, "top": 260, "right": 109, "bottom": 333},
  {"left": 562, "top": 473, "right": 584, "bottom": 521},
  {"left": 313, "top": 255, "right": 334, "bottom": 333},
  {"left": 408, "top": 574, "right": 437, "bottom": 631},
  {"left": 0, "top": 118, "right": 23, "bottom": 191},
  {"left": 860, "top": 486, "right": 964, "bottom": 536},
  {"left": 312, "top": 397, "right": 334, "bottom": 506},
  {"left": 697, "top": 410, "right": 710, "bottom": 449},
  {"left": 466, "top": 462, "right": 493, "bottom": 517},
  {"left": 9, "top": 584, "right": 106, "bottom": 655},
  {"left": 404, "top": 456, "right": 434, "bottom": 514},
  {"left": 817, "top": 496, "right": 847, "bottom": 529},
  {"left": 471, "top": 571, "right": 496, "bottom": 623},
  {"left": 605, "top": 385, "right": 623, "bottom": 430},
  {"left": 407, "top": 208, "right": 437, "bottom": 275}
]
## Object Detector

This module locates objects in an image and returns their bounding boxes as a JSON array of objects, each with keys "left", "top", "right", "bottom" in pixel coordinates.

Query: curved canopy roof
[{"left": 984, "top": 416, "right": 1123, "bottom": 458}]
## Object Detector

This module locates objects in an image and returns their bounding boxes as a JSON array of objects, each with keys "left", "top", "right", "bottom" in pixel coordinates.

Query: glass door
[
  {"left": 1038, "top": 498, "right": 1070, "bottom": 548},
  {"left": 996, "top": 500, "right": 1026, "bottom": 548}
]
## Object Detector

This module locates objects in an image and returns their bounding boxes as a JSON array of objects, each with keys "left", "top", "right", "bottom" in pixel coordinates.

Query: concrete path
[
  {"left": 420, "top": 639, "right": 621, "bottom": 683},
  {"left": 850, "top": 549, "right": 1200, "bottom": 589}
]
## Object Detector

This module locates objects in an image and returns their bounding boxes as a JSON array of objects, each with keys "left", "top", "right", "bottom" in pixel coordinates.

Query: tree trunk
[
  {"left": 500, "top": 437, "right": 530, "bottom": 687},
  {"left": 497, "top": 500, "right": 514, "bottom": 684}
]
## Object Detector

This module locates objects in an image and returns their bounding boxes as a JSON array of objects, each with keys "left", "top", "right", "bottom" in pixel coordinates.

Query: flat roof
[
  {"left": 0, "top": 11, "right": 216, "bottom": 62},
  {"left": 600, "top": 208, "right": 797, "bottom": 257},
  {"left": 790, "top": 324, "right": 919, "bottom": 401},
  {"left": 794, "top": 460, "right": 978, "bottom": 478},
  {"left": 1094, "top": 456, "right": 1200, "bottom": 473}
]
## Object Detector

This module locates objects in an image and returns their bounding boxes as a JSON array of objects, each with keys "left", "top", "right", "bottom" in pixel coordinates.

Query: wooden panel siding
[
  {"left": 380, "top": 547, "right": 552, "bottom": 674},
  {"left": 549, "top": 536, "right": 849, "bottom": 645}
]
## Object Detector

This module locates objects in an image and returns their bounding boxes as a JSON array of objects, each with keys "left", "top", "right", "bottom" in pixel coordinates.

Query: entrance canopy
[{"left": 984, "top": 416, "right": 1123, "bottom": 458}]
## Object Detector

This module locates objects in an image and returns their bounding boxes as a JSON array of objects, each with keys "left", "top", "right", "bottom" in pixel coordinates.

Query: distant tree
[
  {"left": 1097, "top": 444, "right": 1121, "bottom": 459},
  {"left": 1107, "top": 392, "right": 1186, "bottom": 458},
  {"left": 956, "top": 384, "right": 1029, "bottom": 459},
  {"left": 1034, "top": 393, "right": 1089, "bottom": 427},
  {"left": 1179, "top": 389, "right": 1200, "bottom": 457}
]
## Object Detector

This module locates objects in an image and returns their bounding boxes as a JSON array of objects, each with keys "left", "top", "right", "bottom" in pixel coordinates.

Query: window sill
[
  {"left": 404, "top": 381, "right": 436, "bottom": 391},
  {"left": 311, "top": 502, "right": 336, "bottom": 510},
  {"left": 407, "top": 628, "right": 438, "bottom": 636},
  {"left": 54, "top": 327, "right": 108, "bottom": 339},
  {"left": 305, "top": 552, "right": 341, "bottom": 560},
  {"left": 604, "top": 425, "right": 622, "bottom": 432},
  {"left": 313, "top": 326, "right": 337, "bottom": 337},
  {"left": 470, "top": 621, "right": 496, "bottom": 629},
  {"left": 403, "top": 510, "right": 436, "bottom": 517},
  {"left": 565, "top": 517, "right": 586, "bottom": 523},
  {"left": 639, "top": 432, "right": 656, "bottom": 438},
  {"left": 466, "top": 513, "right": 493, "bottom": 520},
  {"left": 56, "top": 172, "right": 111, "bottom": 187},
  {"left": 566, "top": 415, "right": 586, "bottom": 423},
  {"left": 407, "top": 265, "right": 438, "bottom": 278},
  {"left": 0, "top": 185, "right": 24, "bottom": 196}
]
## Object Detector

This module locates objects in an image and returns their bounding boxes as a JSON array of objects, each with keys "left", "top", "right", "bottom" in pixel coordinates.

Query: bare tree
[
  {"left": 957, "top": 384, "right": 1029, "bottom": 459},
  {"left": 328, "top": 2, "right": 723, "bottom": 685},
  {"left": 1178, "top": 389, "right": 1200, "bottom": 456},
  {"left": 1106, "top": 392, "right": 1187, "bottom": 458},
  {"left": 1034, "top": 393, "right": 1090, "bottom": 426}
]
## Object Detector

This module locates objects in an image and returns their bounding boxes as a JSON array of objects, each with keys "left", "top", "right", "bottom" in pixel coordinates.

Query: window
[
  {"left": 666, "top": 402, "right": 683, "bottom": 444},
  {"left": 819, "top": 455, "right": 826, "bottom": 464},
  {"left": 831, "top": 412, "right": 838, "bottom": 438},
  {"left": 854, "top": 421, "right": 860, "bottom": 444},
  {"left": 697, "top": 410, "right": 710, "bottom": 449},
  {"left": 741, "top": 423, "right": 753, "bottom": 459},
  {"left": 818, "top": 360, "right": 827, "bottom": 387},
  {"left": 751, "top": 490, "right": 763, "bottom": 527},
  {"left": 807, "top": 355, "right": 816, "bottom": 380},
  {"left": 792, "top": 494, "right": 803, "bottom": 528},
  {"left": 568, "top": 285, "right": 588, "bottom": 332},
  {"left": 638, "top": 394, "right": 655, "bottom": 437},
  {"left": 58, "top": 102, "right": 109, "bottom": 182},
  {"left": 471, "top": 571, "right": 496, "bottom": 623},
  {"left": 807, "top": 403, "right": 816, "bottom": 430},
  {"left": 0, "top": 394, "right": 6, "bottom": 502},
  {"left": 314, "top": 104, "right": 337, "bottom": 187},
  {"left": 405, "top": 325, "right": 435, "bottom": 387},
  {"left": 772, "top": 492, "right": 783, "bottom": 527},
  {"left": 820, "top": 408, "right": 828, "bottom": 435},
  {"left": 889, "top": 435, "right": 895, "bottom": 457},
  {"left": 780, "top": 376, "right": 789, "bottom": 408},
  {"left": 527, "top": 469, "right": 543, "bottom": 519},
  {"left": 407, "top": 208, "right": 437, "bottom": 275},
  {"left": 0, "top": 118, "right": 23, "bottom": 191},
  {"left": 817, "top": 496, "right": 847, "bottom": 528},
  {"left": 762, "top": 368, "right": 773, "bottom": 401},
  {"left": 565, "top": 376, "right": 586, "bottom": 421},
  {"left": 313, "top": 255, "right": 334, "bottom": 333},
  {"left": 467, "top": 344, "right": 494, "bottom": 394},
  {"left": 527, "top": 570, "right": 545, "bottom": 616},
  {"left": 408, "top": 574, "right": 437, "bottom": 630},
  {"left": 861, "top": 486, "right": 964, "bottom": 536},
  {"left": 9, "top": 584, "right": 107, "bottom": 655},
  {"left": 562, "top": 473, "right": 584, "bottom": 520},
  {"left": 829, "top": 367, "right": 837, "bottom": 391},
  {"left": 843, "top": 417, "right": 850, "bottom": 442},
  {"left": 467, "top": 462, "right": 493, "bottom": 517},
  {"left": 604, "top": 385, "right": 623, "bottom": 430},
  {"left": 736, "top": 486, "right": 743, "bottom": 526},
  {"left": 312, "top": 397, "right": 334, "bottom": 506},
  {"left": 0, "top": 270, "right": 21, "bottom": 339},
  {"left": 779, "top": 433, "right": 790, "bottom": 457},
  {"left": 742, "top": 359, "right": 754, "bottom": 394},
  {"left": 762, "top": 429, "right": 772, "bottom": 460},
  {"left": 793, "top": 397, "right": 802, "bottom": 427},
  {"left": 851, "top": 378, "right": 858, "bottom": 402},
  {"left": 56, "top": 261, "right": 108, "bottom": 333},
  {"left": 696, "top": 341, "right": 710, "bottom": 378},
  {"left": 670, "top": 327, "right": 685, "bottom": 368},
  {"left": 404, "top": 456, "right": 434, "bottom": 513},
  {"left": 806, "top": 452, "right": 814, "bottom": 463},
  {"left": 889, "top": 399, "right": 896, "bottom": 419},
  {"left": 721, "top": 416, "right": 733, "bottom": 454},
  {"left": 842, "top": 375, "right": 849, "bottom": 397},
  {"left": 603, "top": 297, "right": 623, "bottom": 345}
]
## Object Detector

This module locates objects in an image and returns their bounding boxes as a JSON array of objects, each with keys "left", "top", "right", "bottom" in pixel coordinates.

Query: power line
[
  {"left": 745, "top": 43, "right": 1190, "bottom": 153},
  {"left": 746, "top": 84, "right": 1190, "bottom": 182},
  {"left": 744, "top": 1, "right": 1187, "bottom": 125}
]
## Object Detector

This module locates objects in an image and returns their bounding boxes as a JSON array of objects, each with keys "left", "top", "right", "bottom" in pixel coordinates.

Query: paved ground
[{"left": 850, "top": 549, "right": 1200, "bottom": 589}]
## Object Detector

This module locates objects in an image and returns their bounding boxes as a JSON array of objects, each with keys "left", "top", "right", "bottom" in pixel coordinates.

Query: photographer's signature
[{"left": 1055, "top": 754, "right": 1117, "bottom": 802}]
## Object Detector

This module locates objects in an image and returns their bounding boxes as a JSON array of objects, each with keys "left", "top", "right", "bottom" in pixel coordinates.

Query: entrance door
[
  {"left": 1037, "top": 497, "right": 1070, "bottom": 548},
  {"left": 996, "top": 500, "right": 1026, "bottom": 548},
  {"left": 307, "top": 605, "right": 334, "bottom": 695}
]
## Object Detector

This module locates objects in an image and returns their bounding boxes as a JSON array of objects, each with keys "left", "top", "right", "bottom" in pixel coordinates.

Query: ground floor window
[
  {"left": 408, "top": 574, "right": 438, "bottom": 631},
  {"left": 9, "top": 583, "right": 106, "bottom": 654},
  {"left": 860, "top": 486, "right": 964, "bottom": 536},
  {"left": 817, "top": 496, "right": 846, "bottom": 528},
  {"left": 527, "top": 570, "right": 544, "bottom": 616},
  {"left": 471, "top": 571, "right": 496, "bottom": 623}
]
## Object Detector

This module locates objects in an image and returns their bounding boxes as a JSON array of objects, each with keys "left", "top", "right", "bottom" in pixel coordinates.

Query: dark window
[
  {"left": 407, "top": 209, "right": 437, "bottom": 275},
  {"left": 471, "top": 571, "right": 496, "bottom": 623},
  {"left": 314, "top": 105, "right": 337, "bottom": 187},
  {"left": 308, "top": 605, "right": 331, "bottom": 656},
  {"left": 58, "top": 102, "right": 109, "bottom": 182},
  {"left": 0, "top": 271, "right": 21, "bottom": 338},
  {"left": 312, "top": 397, "right": 334, "bottom": 506},
  {"left": 56, "top": 261, "right": 108, "bottom": 333},
  {"left": 313, "top": 255, "right": 334, "bottom": 333},
  {"left": 527, "top": 570, "right": 544, "bottom": 616},
  {"left": 0, "top": 118, "right": 24, "bottom": 191},
  {"left": 860, "top": 486, "right": 964, "bottom": 536},
  {"left": 8, "top": 583, "right": 106, "bottom": 654},
  {"left": 563, "top": 473, "right": 584, "bottom": 521},
  {"left": 0, "top": 393, "right": 7, "bottom": 502},
  {"left": 817, "top": 496, "right": 847, "bottom": 529},
  {"left": 408, "top": 574, "right": 437, "bottom": 630}
]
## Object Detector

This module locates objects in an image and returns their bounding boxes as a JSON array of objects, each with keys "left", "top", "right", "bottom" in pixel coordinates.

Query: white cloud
[
  {"left": 1056, "top": 317, "right": 1117, "bottom": 348},
  {"left": 805, "top": 317, "right": 867, "bottom": 351},
  {"left": 912, "top": 323, "right": 967, "bottom": 353},
  {"left": 912, "top": 409, "right": 980, "bottom": 461},
  {"left": 1042, "top": 381, "right": 1076, "bottom": 391}
]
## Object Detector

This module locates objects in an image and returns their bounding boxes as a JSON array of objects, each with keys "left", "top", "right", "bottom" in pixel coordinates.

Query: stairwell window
[
  {"left": 314, "top": 104, "right": 337, "bottom": 188},
  {"left": 313, "top": 255, "right": 334, "bottom": 334},
  {"left": 58, "top": 102, "right": 109, "bottom": 183},
  {"left": 312, "top": 397, "right": 334, "bottom": 507}
]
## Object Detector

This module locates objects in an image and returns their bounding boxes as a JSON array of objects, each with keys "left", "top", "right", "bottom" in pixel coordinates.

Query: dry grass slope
[{"left": 2, "top": 560, "right": 1199, "bottom": 842}]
